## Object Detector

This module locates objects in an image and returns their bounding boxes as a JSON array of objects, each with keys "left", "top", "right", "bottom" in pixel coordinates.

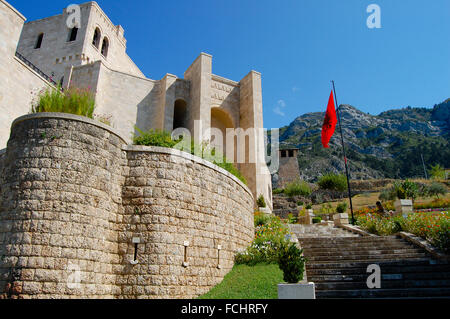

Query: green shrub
[
  {"left": 426, "top": 182, "right": 448, "bottom": 199},
  {"left": 336, "top": 202, "right": 348, "bottom": 214},
  {"left": 133, "top": 129, "right": 247, "bottom": 185},
  {"left": 284, "top": 180, "right": 312, "bottom": 198},
  {"left": 379, "top": 188, "right": 396, "bottom": 201},
  {"left": 235, "top": 216, "right": 292, "bottom": 266},
  {"left": 393, "top": 180, "right": 419, "bottom": 200},
  {"left": 305, "top": 204, "right": 312, "bottom": 210},
  {"left": 257, "top": 195, "right": 267, "bottom": 208},
  {"left": 312, "top": 217, "right": 322, "bottom": 224},
  {"left": 133, "top": 127, "right": 181, "bottom": 148},
  {"left": 297, "top": 201, "right": 304, "bottom": 206},
  {"left": 318, "top": 174, "right": 347, "bottom": 192},
  {"left": 430, "top": 164, "right": 446, "bottom": 180},
  {"left": 273, "top": 188, "right": 284, "bottom": 195},
  {"left": 277, "top": 243, "right": 306, "bottom": 284},
  {"left": 32, "top": 86, "right": 95, "bottom": 118},
  {"left": 254, "top": 212, "right": 270, "bottom": 227},
  {"left": 287, "top": 213, "right": 298, "bottom": 224}
]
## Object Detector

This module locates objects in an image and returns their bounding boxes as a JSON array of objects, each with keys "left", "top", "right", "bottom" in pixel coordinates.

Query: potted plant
[
  {"left": 277, "top": 243, "right": 315, "bottom": 299},
  {"left": 257, "top": 194, "right": 271, "bottom": 215},
  {"left": 392, "top": 180, "right": 417, "bottom": 217},
  {"left": 333, "top": 202, "right": 349, "bottom": 226}
]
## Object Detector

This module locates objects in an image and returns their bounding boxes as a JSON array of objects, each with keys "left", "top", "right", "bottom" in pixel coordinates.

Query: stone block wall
[
  {"left": 0, "top": 114, "right": 254, "bottom": 299},
  {"left": 0, "top": 113, "right": 126, "bottom": 298},
  {"left": 119, "top": 146, "right": 254, "bottom": 299}
]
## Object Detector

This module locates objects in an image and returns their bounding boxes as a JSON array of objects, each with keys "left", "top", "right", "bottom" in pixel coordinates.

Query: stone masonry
[{"left": 0, "top": 114, "right": 254, "bottom": 299}]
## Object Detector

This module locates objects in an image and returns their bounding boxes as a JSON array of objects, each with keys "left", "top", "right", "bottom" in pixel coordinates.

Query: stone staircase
[{"left": 290, "top": 224, "right": 450, "bottom": 299}]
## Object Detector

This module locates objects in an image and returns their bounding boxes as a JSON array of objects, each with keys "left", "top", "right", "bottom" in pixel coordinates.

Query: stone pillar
[
  {"left": 239, "top": 70, "right": 273, "bottom": 210},
  {"left": 160, "top": 73, "right": 178, "bottom": 132},
  {"left": 183, "top": 53, "right": 212, "bottom": 143}
]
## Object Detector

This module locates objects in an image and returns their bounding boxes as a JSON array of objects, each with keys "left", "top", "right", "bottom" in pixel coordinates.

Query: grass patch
[{"left": 198, "top": 263, "right": 283, "bottom": 299}]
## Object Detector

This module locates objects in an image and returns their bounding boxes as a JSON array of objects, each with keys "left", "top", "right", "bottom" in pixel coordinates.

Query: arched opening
[
  {"left": 92, "top": 28, "right": 101, "bottom": 48},
  {"left": 101, "top": 37, "right": 109, "bottom": 58},
  {"left": 211, "top": 107, "right": 234, "bottom": 159},
  {"left": 68, "top": 27, "right": 78, "bottom": 42},
  {"left": 35, "top": 33, "right": 44, "bottom": 49},
  {"left": 173, "top": 99, "right": 187, "bottom": 130}
]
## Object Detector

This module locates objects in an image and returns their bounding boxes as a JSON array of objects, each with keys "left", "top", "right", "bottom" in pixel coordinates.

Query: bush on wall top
[
  {"left": 133, "top": 127, "right": 247, "bottom": 185},
  {"left": 31, "top": 85, "right": 95, "bottom": 119},
  {"left": 318, "top": 174, "right": 347, "bottom": 192}
]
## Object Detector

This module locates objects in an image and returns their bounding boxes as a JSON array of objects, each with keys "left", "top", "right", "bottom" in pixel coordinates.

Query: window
[
  {"left": 281, "top": 151, "right": 287, "bottom": 158},
  {"left": 92, "top": 28, "right": 101, "bottom": 48},
  {"left": 68, "top": 27, "right": 78, "bottom": 42},
  {"left": 288, "top": 150, "right": 294, "bottom": 158},
  {"left": 101, "top": 37, "right": 109, "bottom": 58},
  {"left": 35, "top": 33, "right": 44, "bottom": 49}
]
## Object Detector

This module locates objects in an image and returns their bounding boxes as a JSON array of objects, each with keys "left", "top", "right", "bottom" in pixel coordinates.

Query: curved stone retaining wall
[{"left": 0, "top": 114, "right": 254, "bottom": 299}]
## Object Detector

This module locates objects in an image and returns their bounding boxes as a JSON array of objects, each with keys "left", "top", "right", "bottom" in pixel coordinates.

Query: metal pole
[
  {"left": 421, "top": 154, "right": 428, "bottom": 179},
  {"left": 331, "top": 81, "right": 355, "bottom": 225}
]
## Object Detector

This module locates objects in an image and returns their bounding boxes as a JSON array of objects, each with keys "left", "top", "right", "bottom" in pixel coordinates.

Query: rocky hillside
[{"left": 278, "top": 99, "right": 450, "bottom": 182}]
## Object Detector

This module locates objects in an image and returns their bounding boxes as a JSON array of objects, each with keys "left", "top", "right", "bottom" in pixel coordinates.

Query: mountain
[{"left": 277, "top": 99, "right": 450, "bottom": 182}]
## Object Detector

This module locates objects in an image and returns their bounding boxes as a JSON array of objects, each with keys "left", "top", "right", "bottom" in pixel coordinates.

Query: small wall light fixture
[{"left": 183, "top": 241, "right": 190, "bottom": 268}]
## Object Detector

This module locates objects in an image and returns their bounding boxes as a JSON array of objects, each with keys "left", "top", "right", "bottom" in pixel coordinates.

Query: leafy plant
[
  {"left": 257, "top": 195, "right": 267, "bottom": 208},
  {"left": 287, "top": 213, "right": 298, "bottom": 224},
  {"left": 277, "top": 243, "right": 306, "bottom": 284},
  {"left": 336, "top": 202, "right": 348, "bottom": 214},
  {"left": 235, "top": 216, "right": 292, "bottom": 266},
  {"left": 426, "top": 182, "right": 448, "bottom": 199},
  {"left": 31, "top": 85, "right": 95, "bottom": 118},
  {"left": 318, "top": 174, "right": 347, "bottom": 192},
  {"left": 273, "top": 188, "right": 284, "bottom": 195},
  {"left": 305, "top": 204, "right": 312, "bottom": 210},
  {"left": 430, "top": 164, "right": 446, "bottom": 180},
  {"left": 284, "top": 180, "right": 312, "bottom": 198},
  {"left": 312, "top": 217, "right": 322, "bottom": 224},
  {"left": 392, "top": 180, "right": 419, "bottom": 200},
  {"left": 254, "top": 212, "right": 270, "bottom": 227},
  {"left": 133, "top": 127, "right": 181, "bottom": 148},
  {"left": 297, "top": 201, "right": 304, "bottom": 206},
  {"left": 133, "top": 128, "right": 247, "bottom": 185}
]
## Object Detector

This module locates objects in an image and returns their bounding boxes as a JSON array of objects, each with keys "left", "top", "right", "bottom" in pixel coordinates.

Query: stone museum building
[{"left": 0, "top": 0, "right": 273, "bottom": 298}]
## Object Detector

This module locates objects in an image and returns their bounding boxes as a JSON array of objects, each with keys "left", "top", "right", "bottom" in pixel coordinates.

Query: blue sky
[{"left": 10, "top": 0, "right": 450, "bottom": 129}]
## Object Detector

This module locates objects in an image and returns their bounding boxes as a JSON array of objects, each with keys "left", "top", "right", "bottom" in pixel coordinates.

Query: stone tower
[{"left": 273, "top": 148, "right": 301, "bottom": 189}]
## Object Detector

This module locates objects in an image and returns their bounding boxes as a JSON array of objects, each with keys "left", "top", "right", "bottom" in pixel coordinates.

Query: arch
[
  {"left": 211, "top": 107, "right": 235, "bottom": 159},
  {"left": 35, "top": 33, "right": 44, "bottom": 49},
  {"left": 173, "top": 99, "right": 187, "bottom": 130},
  {"left": 92, "top": 28, "right": 101, "bottom": 48},
  {"left": 68, "top": 27, "right": 78, "bottom": 42},
  {"left": 101, "top": 37, "right": 109, "bottom": 58}
]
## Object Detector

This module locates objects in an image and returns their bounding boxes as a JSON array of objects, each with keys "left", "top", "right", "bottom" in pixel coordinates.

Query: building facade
[{"left": 0, "top": 1, "right": 273, "bottom": 209}]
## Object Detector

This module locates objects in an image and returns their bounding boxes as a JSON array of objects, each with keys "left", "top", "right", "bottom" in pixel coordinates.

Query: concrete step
[
  {"left": 300, "top": 242, "right": 415, "bottom": 250},
  {"left": 307, "top": 264, "right": 450, "bottom": 276},
  {"left": 309, "top": 271, "right": 450, "bottom": 282},
  {"left": 306, "top": 258, "right": 441, "bottom": 269},
  {"left": 303, "top": 248, "right": 423, "bottom": 256},
  {"left": 307, "top": 253, "right": 428, "bottom": 263},
  {"left": 316, "top": 279, "right": 450, "bottom": 291},
  {"left": 316, "top": 287, "right": 450, "bottom": 299}
]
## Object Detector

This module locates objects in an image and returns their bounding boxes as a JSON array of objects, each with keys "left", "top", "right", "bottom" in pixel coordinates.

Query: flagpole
[{"left": 331, "top": 81, "right": 355, "bottom": 225}]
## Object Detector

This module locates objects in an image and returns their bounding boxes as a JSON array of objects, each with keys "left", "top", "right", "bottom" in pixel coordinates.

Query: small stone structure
[
  {"left": 0, "top": 114, "right": 254, "bottom": 299},
  {"left": 273, "top": 149, "right": 301, "bottom": 189}
]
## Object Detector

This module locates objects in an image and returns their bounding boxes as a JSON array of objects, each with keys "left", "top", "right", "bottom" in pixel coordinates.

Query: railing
[{"left": 15, "top": 51, "right": 57, "bottom": 86}]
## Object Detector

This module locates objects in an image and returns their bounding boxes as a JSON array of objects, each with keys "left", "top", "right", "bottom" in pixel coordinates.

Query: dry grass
[{"left": 312, "top": 179, "right": 450, "bottom": 213}]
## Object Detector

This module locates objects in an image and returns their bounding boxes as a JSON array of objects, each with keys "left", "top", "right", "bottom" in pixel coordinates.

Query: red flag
[{"left": 321, "top": 91, "right": 337, "bottom": 148}]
